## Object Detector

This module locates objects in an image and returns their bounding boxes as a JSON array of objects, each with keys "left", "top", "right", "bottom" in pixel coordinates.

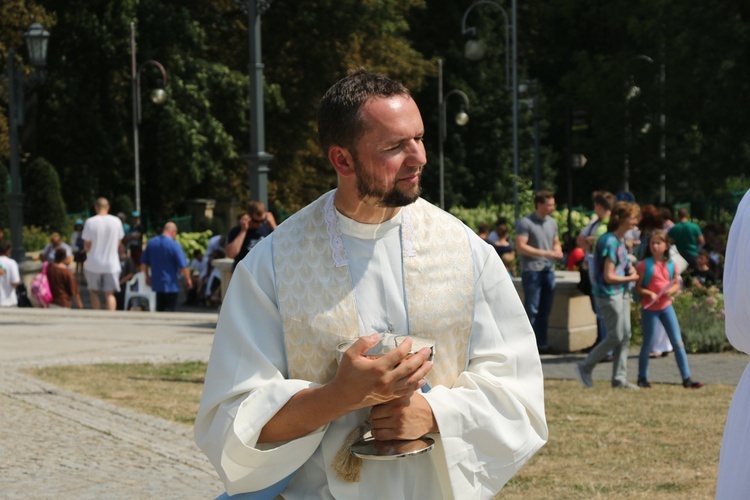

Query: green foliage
[
  {"left": 173, "top": 230, "right": 213, "bottom": 258},
  {"left": 22, "top": 157, "right": 69, "bottom": 233},
  {"left": 23, "top": 225, "right": 51, "bottom": 252},
  {"left": 672, "top": 286, "right": 728, "bottom": 353}
]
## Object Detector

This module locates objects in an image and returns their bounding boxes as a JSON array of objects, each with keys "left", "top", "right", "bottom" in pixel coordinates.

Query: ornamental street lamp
[
  {"left": 437, "top": 59, "right": 470, "bottom": 210},
  {"left": 130, "top": 22, "right": 168, "bottom": 218},
  {"left": 461, "top": 0, "right": 519, "bottom": 222},
  {"left": 244, "top": 0, "right": 273, "bottom": 207},
  {"left": 7, "top": 22, "right": 50, "bottom": 262}
]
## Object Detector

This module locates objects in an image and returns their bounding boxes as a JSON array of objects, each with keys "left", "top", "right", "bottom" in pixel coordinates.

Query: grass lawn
[{"left": 28, "top": 363, "right": 732, "bottom": 498}]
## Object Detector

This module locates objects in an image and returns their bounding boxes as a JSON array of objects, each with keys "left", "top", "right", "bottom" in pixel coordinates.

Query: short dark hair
[
  {"left": 54, "top": 247, "right": 67, "bottom": 263},
  {"left": 534, "top": 190, "right": 555, "bottom": 206},
  {"left": 317, "top": 69, "right": 411, "bottom": 156},
  {"left": 0, "top": 240, "right": 11, "bottom": 255},
  {"left": 592, "top": 191, "right": 615, "bottom": 211}
]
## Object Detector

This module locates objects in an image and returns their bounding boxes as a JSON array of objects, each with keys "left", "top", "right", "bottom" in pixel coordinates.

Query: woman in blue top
[{"left": 576, "top": 202, "right": 641, "bottom": 389}]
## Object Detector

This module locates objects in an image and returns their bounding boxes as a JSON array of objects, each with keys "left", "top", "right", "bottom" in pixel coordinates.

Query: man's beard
[{"left": 354, "top": 163, "right": 421, "bottom": 208}]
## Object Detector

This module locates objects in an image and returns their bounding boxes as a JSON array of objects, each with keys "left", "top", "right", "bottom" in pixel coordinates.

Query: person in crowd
[
  {"left": 515, "top": 190, "right": 563, "bottom": 353},
  {"left": 716, "top": 189, "right": 750, "bottom": 497},
  {"left": 493, "top": 221, "right": 514, "bottom": 261},
  {"left": 117, "top": 212, "right": 131, "bottom": 235},
  {"left": 476, "top": 222, "right": 491, "bottom": 243},
  {"left": 690, "top": 249, "right": 719, "bottom": 290},
  {"left": 576, "top": 191, "right": 616, "bottom": 350},
  {"left": 140, "top": 222, "right": 192, "bottom": 312},
  {"left": 669, "top": 208, "right": 704, "bottom": 271},
  {"left": 205, "top": 233, "right": 225, "bottom": 260},
  {"left": 659, "top": 206, "right": 675, "bottom": 233},
  {"left": 47, "top": 248, "right": 83, "bottom": 309},
  {"left": 203, "top": 249, "right": 225, "bottom": 308},
  {"left": 487, "top": 216, "right": 509, "bottom": 244},
  {"left": 634, "top": 204, "right": 673, "bottom": 358},
  {"left": 0, "top": 240, "right": 21, "bottom": 307},
  {"left": 116, "top": 243, "right": 137, "bottom": 310},
  {"left": 633, "top": 230, "right": 702, "bottom": 389},
  {"left": 701, "top": 223, "right": 725, "bottom": 276},
  {"left": 195, "top": 69, "right": 547, "bottom": 498},
  {"left": 184, "top": 249, "right": 208, "bottom": 306},
  {"left": 224, "top": 201, "right": 277, "bottom": 269},
  {"left": 70, "top": 219, "right": 86, "bottom": 282},
  {"left": 40, "top": 232, "right": 73, "bottom": 265},
  {"left": 124, "top": 211, "right": 145, "bottom": 266},
  {"left": 82, "top": 197, "right": 124, "bottom": 310},
  {"left": 576, "top": 202, "right": 641, "bottom": 389}
]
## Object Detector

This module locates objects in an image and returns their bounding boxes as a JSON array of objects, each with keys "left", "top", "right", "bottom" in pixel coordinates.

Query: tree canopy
[{"left": 2, "top": 0, "right": 749, "bottom": 229}]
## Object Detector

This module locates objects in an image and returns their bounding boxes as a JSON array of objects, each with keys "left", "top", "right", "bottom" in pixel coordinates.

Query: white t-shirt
[
  {"left": 0, "top": 255, "right": 21, "bottom": 306},
  {"left": 81, "top": 214, "right": 124, "bottom": 273}
]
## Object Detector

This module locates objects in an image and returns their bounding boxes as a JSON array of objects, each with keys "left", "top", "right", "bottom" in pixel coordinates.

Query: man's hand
[
  {"left": 370, "top": 391, "right": 438, "bottom": 441},
  {"left": 239, "top": 213, "right": 251, "bottom": 232},
  {"left": 330, "top": 334, "right": 433, "bottom": 411}
]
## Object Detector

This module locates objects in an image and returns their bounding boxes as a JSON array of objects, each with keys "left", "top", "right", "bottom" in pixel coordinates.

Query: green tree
[{"left": 22, "top": 156, "right": 67, "bottom": 230}]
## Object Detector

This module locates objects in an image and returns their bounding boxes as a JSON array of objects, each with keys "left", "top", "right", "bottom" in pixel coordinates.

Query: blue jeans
[
  {"left": 522, "top": 269, "right": 556, "bottom": 348},
  {"left": 638, "top": 305, "right": 691, "bottom": 381}
]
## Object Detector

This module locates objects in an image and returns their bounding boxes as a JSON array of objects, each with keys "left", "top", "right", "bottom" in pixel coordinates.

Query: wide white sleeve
[
  {"left": 422, "top": 235, "right": 548, "bottom": 498},
  {"left": 724, "top": 189, "right": 750, "bottom": 353},
  {"left": 194, "top": 238, "right": 328, "bottom": 495}
]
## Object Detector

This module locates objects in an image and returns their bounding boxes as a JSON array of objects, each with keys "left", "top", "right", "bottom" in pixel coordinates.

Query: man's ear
[{"left": 328, "top": 145, "right": 355, "bottom": 177}]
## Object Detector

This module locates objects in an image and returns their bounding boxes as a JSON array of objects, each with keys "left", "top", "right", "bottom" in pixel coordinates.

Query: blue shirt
[
  {"left": 141, "top": 235, "right": 188, "bottom": 293},
  {"left": 592, "top": 232, "right": 630, "bottom": 297}
]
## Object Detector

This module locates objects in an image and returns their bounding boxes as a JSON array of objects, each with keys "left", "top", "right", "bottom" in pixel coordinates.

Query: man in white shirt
[
  {"left": 82, "top": 197, "right": 124, "bottom": 310},
  {"left": 195, "top": 70, "right": 547, "bottom": 498},
  {"left": 0, "top": 240, "right": 21, "bottom": 307}
]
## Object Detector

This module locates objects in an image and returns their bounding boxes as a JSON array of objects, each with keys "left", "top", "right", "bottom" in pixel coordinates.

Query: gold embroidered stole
[{"left": 272, "top": 191, "right": 474, "bottom": 388}]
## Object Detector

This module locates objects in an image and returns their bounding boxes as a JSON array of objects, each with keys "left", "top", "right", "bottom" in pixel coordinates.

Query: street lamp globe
[
  {"left": 464, "top": 39, "right": 486, "bottom": 61},
  {"left": 24, "top": 22, "right": 50, "bottom": 68},
  {"left": 455, "top": 110, "right": 470, "bottom": 126},
  {"left": 150, "top": 88, "right": 167, "bottom": 104}
]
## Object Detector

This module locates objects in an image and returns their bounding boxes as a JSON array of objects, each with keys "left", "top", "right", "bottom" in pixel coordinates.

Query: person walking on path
[
  {"left": 195, "top": 69, "right": 547, "bottom": 498},
  {"left": 82, "top": 197, "right": 124, "bottom": 310},
  {"left": 0, "top": 239, "right": 21, "bottom": 307},
  {"left": 576, "top": 202, "right": 641, "bottom": 389},
  {"left": 140, "top": 222, "right": 192, "bottom": 312},
  {"left": 515, "top": 190, "right": 563, "bottom": 353},
  {"left": 668, "top": 207, "right": 704, "bottom": 272},
  {"left": 47, "top": 248, "right": 83, "bottom": 309},
  {"left": 633, "top": 230, "right": 702, "bottom": 389},
  {"left": 716, "top": 189, "right": 750, "bottom": 497}
]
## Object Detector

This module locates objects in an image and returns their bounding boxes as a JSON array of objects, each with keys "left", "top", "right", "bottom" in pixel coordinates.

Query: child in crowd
[
  {"left": 691, "top": 249, "right": 719, "bottom": 290},
  {"left": 634, "top": 230, "right": 703, "bottom": 389},
  {"left": 47, "top": 248, "right": 83, "bottom": 309}
]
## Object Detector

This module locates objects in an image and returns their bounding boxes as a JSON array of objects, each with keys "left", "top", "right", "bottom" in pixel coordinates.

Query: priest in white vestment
[
  {"left": 195, "top": 70, "right": 547, "bottom": 499},
  {"left": 716, "top": 189, "right": 750, "bottom": 498}
]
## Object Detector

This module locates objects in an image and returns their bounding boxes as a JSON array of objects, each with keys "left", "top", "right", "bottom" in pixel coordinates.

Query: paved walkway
[{"left": 0, "top": 307, "right": 747, "bottom": 498}]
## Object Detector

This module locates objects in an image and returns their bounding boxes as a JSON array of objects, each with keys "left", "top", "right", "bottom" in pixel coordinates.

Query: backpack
[
  {"left": 633, "top": 257, "right": 675, "bottom": 305},
  {"left": 30, "top": 262, "right": 53, "bottom": 307}
]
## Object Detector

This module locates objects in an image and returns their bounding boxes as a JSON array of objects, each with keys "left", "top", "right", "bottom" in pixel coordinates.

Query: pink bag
[{"left": 30, "top": 262, "right": 53, "bottom": 307}]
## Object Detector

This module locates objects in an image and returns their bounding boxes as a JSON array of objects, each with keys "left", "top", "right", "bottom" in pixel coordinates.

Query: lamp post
[
  {"left": 130, "top": 22, "right": 168, "bottom": 218},
  {"left": 623, "top": 54, "right": 654, "bottom": 194},
  {"left": 461, "top": 0, "right": 519, "bottom": 222},
  {"left": 7, "top": 22, "right": 50, "bottom": 262},
  {"left": 437, "top": 59, "right": 470, "bottom": 210},
  {"left": 245, "top": 0, "right": 273, "bottom": 207}
]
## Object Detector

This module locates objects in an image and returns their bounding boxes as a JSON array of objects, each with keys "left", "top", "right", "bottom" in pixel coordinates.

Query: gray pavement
[{"left": 0, "top": 306, "right": 747, "bottom": 498}]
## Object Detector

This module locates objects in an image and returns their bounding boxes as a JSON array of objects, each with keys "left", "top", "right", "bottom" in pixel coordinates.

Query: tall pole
[
  {"left": 7, "top": 49, "right": 26, "bottom": 262},
  {"left": 247, "top": 0, "right": 273, "bottom": 207},
  {"left": 438, "top": 59, "right": 446, "bottom": 210},
  {"left": 511, "top": 0, "right": 519, "bottom": 223},
  {"left": 130, "top": 23, "right": 141, "bottom": 216}
]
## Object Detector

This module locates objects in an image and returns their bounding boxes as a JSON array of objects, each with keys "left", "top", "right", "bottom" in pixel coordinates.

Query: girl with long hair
[{"left": 634, "top": 229, "right": 703, "bottom": 388}]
